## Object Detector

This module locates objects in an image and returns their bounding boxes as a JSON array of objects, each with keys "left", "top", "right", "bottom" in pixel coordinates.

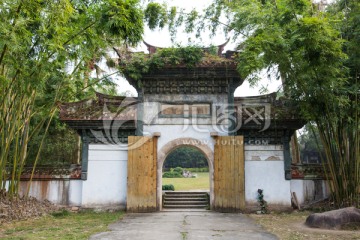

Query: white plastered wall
[
  {"left": 81, "top": 144, "right": 128, "bottom": 209},
  {"left": 244, "top": 145, "right": 291, "bottom": 206}
]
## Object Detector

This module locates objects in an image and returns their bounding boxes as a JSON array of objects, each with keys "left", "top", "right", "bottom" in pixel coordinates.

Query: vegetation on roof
[{"left": 118, "top": 45, "right": 235, "bottom": 82}]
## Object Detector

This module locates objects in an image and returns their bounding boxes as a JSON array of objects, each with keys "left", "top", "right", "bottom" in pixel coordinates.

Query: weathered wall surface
[
  {"left": 18, "top": 180, "right": 82, "bottom": 206},
  {"left": 290, "top": 180, "right": 330, "bottom": 205},
  {"left": 9, "top": 143, "right": 128, "bottom": 209},
  {"left": 143, "top": 94, "right": 230, "bottom": 126},
  {"left": 244, "top": 145, "right": 291, "bottom": 206}
]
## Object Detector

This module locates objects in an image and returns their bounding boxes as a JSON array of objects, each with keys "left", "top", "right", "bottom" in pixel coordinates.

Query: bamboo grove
[
  {"left": 212, "top": 0, "right": 360, "bottom": 207},
  {"left": 0, "top": 0, "right": 146, "bottom": 197},
  {"left": 315, "top": 0, "right": 360, "bottom": 207}
]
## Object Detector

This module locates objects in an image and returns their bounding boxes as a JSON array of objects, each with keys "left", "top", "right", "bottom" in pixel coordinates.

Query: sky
[{"left": 113, "top": 0, "right": 284, "bottom": 97}]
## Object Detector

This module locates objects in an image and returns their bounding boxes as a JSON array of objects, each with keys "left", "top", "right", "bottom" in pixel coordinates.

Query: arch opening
[
  {"left": 162, "top": 146, "right": 210, "bottom": 191},
  {"left": 157, "top": 137, "right": 214, "bottom": 210}
]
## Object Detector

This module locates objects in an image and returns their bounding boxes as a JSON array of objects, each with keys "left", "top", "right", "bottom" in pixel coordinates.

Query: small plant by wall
[
  {"left": 162, "top": 184, "right": 175, "bottom": 191},
  {"left": 205, "top": 192, "right": 210, "bottom": 210},
  {"left": 257, "top": 189, "right": 268, "bottom": 214}
]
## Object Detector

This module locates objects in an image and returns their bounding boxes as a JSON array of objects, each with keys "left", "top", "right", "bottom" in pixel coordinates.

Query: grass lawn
[
  {"left": 0, "top": 210, "right": 124, "bottom": 240},
  {"left": 162, "top": 172, "right": 210, "bottom": 191}
]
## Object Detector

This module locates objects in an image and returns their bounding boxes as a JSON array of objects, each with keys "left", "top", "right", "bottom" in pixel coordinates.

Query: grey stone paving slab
[{"left": 89, "top": 211, "right": 278, "bottom": 240}]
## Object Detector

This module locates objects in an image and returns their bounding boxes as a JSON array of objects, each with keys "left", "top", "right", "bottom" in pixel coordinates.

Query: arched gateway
[
  {"left": 59, "top": 42, "right": 307, "bottom": 212},
  {"left": 157, "top": 138, "right": 214, "bottom": 210}
]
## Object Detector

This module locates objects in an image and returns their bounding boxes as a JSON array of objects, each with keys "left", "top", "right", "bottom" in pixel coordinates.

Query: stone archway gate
[{"left": 126, "top": 135, "right": 245, "bottom": 212}]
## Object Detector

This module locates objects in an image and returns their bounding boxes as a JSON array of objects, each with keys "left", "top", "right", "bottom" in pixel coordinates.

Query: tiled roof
[{"left": 59, "top": 92, "right": 137, "bottom": 122}]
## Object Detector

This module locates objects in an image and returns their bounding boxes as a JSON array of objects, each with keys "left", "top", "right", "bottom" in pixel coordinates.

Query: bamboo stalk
[{"left": 26, "top": 108, "right": 57, "bottom": 196}]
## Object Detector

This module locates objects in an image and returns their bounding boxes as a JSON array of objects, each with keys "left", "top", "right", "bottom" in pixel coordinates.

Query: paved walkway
[{"left": 90, "top": 211, "right": 278, "bottom": 240}]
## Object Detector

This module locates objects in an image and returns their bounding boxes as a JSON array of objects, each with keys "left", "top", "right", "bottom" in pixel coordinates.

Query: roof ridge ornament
[
  {"left": 217, "top": 38, "right": 230, "bottom": 56},
  {"left": 142, "top": 39, "right": 230, "bottom": 56},
  {"left": 143, "top": 40, "right": 162, "bottom": 54}
]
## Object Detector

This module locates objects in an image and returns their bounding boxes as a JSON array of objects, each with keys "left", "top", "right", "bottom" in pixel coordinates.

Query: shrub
[
  {"left": 162, "top": 184, "right": 175, "bottom": 191},
  {"left": 173, "top": 167, "right": 183, "bottom": 173},
  {"left": 162, "top": 171, "right": 183, "bottom": 178}
]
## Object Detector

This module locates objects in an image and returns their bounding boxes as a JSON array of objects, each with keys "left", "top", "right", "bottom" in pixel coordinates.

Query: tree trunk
[{"left": 291, "top": 133, "right": 301, "bottom": 164}]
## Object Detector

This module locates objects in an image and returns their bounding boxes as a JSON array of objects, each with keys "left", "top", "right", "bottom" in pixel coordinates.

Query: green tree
[
  {"left": 164, "top": 147, "right": 208, "bottom": 169},
  {"left": 206, "top": 0, "right": 357, "bottom": 207},
  {"left": 0, "top": 0, "right": 157, "bottom": 197}
]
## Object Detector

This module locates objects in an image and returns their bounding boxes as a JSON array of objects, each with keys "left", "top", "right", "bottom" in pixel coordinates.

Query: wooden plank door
[
  {"left": 214, "top": 136, "right": 245, "bottom": 212},
  {"left": 127, "top": 136, "right": 157, "bottom": 212}
]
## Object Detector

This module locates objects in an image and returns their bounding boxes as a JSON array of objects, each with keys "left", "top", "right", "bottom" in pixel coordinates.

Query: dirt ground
[{"left": 250, "top": 211, "right": 360, "bottom": 240}]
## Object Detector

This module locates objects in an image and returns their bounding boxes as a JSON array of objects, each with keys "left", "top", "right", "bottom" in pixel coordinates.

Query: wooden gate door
[
  {"left": 127, "top": 136, "right": 157, "bottom": 212},
  {"left": 214, "top": 136, "right": 245, "bottom": 212}
]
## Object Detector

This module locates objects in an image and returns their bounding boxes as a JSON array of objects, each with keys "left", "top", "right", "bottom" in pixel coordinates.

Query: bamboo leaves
[
  {"left": 0, "top": 0, "right": 146, "bottom": 197},
  {"left": 201, "top": 0, "right": 359, "bottom": 207},
  {"left": 100, "top": 0, "right": 144, "bottom": 46},
  {"left": 144, "top": 2, "right": 168, "bottom": 30}
]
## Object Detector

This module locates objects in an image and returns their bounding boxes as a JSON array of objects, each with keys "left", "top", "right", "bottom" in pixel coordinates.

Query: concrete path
[{"left": 90, "top": 211, "right": 278, "bottom": 240}]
